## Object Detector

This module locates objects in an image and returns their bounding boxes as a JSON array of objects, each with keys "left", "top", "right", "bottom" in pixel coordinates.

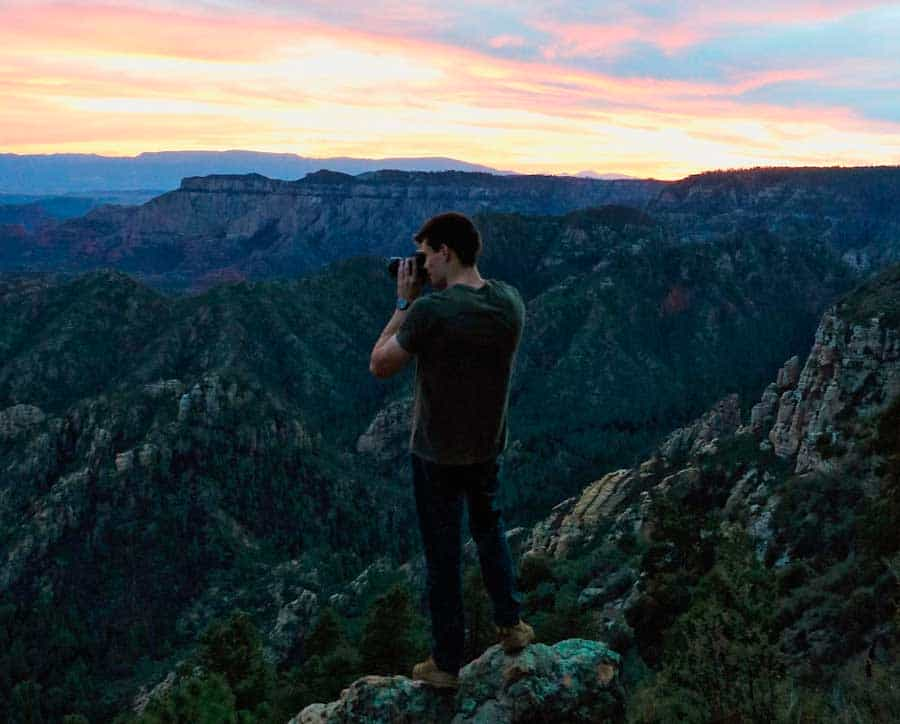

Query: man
[{"left": 369, "top": 211, "right": 534, "bottom": 689}]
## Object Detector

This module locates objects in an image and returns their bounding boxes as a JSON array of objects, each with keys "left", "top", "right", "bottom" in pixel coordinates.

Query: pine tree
[
  {"left": 359, "top": 584, "right": 426, "bottom": 675},
  {"left": 304, "top": 607, "right": 343, "bottom": 660},
  {"left": 197, "top": 611, "right": 274, "bottom": 714},
  {"left": 9, "top": 679, "right": 44, "bottom": 724},
  {"left": 137, "top": 672, "right": 236, "bottom": 724}
]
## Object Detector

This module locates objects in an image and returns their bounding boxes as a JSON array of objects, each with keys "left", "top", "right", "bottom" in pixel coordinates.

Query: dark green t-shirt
[{"left": 396, "top": 279, "right": 525, "bottom": 465}]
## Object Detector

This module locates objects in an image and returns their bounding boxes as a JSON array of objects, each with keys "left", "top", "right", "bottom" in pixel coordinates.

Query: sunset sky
[{"left": 2, "top": 0, "right": 899, "bottom": 178}]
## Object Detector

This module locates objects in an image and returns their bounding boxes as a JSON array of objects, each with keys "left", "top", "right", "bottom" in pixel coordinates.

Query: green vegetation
[
  {"left": 0, "top": 263, "right": 418, "bottom": 722},
  {"left": 837, "top": 263, "right": 900, "bottom": 328},
  {"left": 617, "top": 404, "right": 900, "bottom": 722},
  {"left": 492, "top": 224, "right": 852, "bottom": 520},
  {"left": 859, "top": 395, "right": 900, "bottom": 558},
  {"left": 0, "top": 210, "right": 893, "bottom": 720},
  {"left": 359, "top": 584, "right": 428, "bottom": 676},
  {"left": 628, "top": 534, "right": 784, "bottom": 723},
  {"left": 118, "top": 584, "right": 428, "bottom": 723}
]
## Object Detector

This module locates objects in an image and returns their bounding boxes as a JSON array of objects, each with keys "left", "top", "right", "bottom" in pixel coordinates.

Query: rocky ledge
[
  {"left": 763, "top": 310, "right": 900, "bottom": 476},
  {"left": 291, "top": 639, "right": 622, "bottom": 723}
]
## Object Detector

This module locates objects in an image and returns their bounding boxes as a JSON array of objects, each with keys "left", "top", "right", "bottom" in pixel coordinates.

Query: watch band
[{"left": 396, "top": 297, "right": 411, "bottom": 311}]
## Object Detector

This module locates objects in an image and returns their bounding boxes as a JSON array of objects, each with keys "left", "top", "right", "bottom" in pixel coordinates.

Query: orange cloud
[
  {"left": 4, "top": 3, "right": 292, "bottom": 61},
  {"left": 1, "top": 1, "right": 898, "bottom": 179}
]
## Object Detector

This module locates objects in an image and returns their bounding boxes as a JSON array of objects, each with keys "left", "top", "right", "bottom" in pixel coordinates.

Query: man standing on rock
[{"left": 369, "top": 211, "right": 534, "bottom": 688}]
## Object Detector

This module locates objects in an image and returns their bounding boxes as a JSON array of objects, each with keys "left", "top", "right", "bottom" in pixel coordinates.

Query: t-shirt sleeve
[
  {"left": 511, "top": 285, "right": 526, "bottom": 328},
  {"left": 396, "top": 297, "right": 434, "bottom": 354},
  {"left": 502, "top": 282, "right": 526, "bottom": 340}
]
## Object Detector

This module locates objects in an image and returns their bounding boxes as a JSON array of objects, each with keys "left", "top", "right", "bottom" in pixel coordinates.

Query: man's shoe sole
[
  {"left": 412, "top": 661, "right": 459, "bottom": 689},
  {"left": 499, "top": 622, "right": 536, "bottom": 653}
]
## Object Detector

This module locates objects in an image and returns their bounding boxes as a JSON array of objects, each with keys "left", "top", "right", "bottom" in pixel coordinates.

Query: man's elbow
[
  {"left": 369, "top": 354, "right": 391, "bottom": 379},
  {"left": 370, "top": 337, "right": 410, "bottom": 379}
]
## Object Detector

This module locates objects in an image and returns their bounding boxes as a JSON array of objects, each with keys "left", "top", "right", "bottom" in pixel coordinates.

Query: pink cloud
[
  {"left": 532, "top": 1, "right": 896, "bottom": 57},
  {"left": 533, "top": 16, "right": 717, "bottom": 59},
  {"left": 533, "top": 21, "right": 642, "bottom": 58},
  {"left": 692, "top": 1, "right": 893, "bottom": 28},
  {"left": 489, "top": 34, "right": 527, "bottom": 49},
  {"left": 2, "top": 2, "right": 400, "bottom": 62},
  {"left": 4, "top": 4, "right": 283, "bottom": 61},
  {"left": 2, "top": 0, "right": 898, "bottom": 173},
  {"left": 0, "top": 3, "right": 876, "bottom": 128}
]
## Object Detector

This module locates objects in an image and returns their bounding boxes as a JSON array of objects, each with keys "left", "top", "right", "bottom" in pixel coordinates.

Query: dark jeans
[{"left": 411, "top": 453, "right": 522, "bottom": 675}]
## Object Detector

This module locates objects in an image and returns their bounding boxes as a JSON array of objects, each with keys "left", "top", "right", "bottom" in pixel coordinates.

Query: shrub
[
  {"left": 532, "top": 584, "right": 600, "bottom": 645},
  {"left": 359, "top": 583, "right": 427, "bottom": 676},
  {"left": 137, "top": 672, "right": 236, "bottom": 724},
  {"left": 196, "top": 610, "right": 274, "bottom": 714},
  {"left": 518, "top": 552, "right": 555, "bottom": 592},
  {"left": 303, "top": 607, "right": 343, "bottom": 661},
  {"left": 628, "top": 534, "right": 786, "bottom": 723}
]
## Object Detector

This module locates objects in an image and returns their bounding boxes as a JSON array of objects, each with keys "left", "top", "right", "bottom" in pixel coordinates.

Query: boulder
[{"left": 291, "top": 639, "right": 623, "bottom": 724}]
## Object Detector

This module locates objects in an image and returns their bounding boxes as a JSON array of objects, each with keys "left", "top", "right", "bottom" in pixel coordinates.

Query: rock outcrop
[
  {"left": 524, "top": 264, "right": 900, "bottom": 566},
  {"left": 0, "top": 403, "right": 46, "bottom": 438},
  {"left": 657, "top": 393, "right": 741, "bottom": 462},
  {"left": 528, "top": 470, "right": 638, "bottom": 559},
  {"left": 652, "top": 166, "right": 900, "bottom": 271},
  {"left": 0, "top": 466, "right": 91, "bottom": 591},
  {"left": 766, "top": 311, "right": 900, "bottom": 476},
  {"left": 524, "top": 392, "right": 743, "bottom": 561},
  {"left": 291, "top": 640, "right": 622, "bottom": 724},
  {"left": 356, "top": 398, "right": 411, "bottom": 463}
]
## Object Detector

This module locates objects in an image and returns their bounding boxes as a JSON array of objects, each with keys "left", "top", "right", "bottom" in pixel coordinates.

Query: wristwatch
[{"left": 396, "top": 297, "right": 411, "bottom": 311}]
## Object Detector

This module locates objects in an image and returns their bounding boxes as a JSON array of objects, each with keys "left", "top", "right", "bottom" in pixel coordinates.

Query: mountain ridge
[
  {"left": 1, "top": 172, "right": 664, "bottom": 291},
  {"left": 0, "top": 151, "right": 513, "bottom": 195}
]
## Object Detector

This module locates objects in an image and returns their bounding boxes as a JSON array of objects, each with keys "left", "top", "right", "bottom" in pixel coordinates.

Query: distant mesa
[
  {"left": 575, "top": 169, "right": 636, "bottom": 180},
  {"left": 300, "top": 169, "right": 357, "bottom": 184},
  {"left": 0, "top": 150, "right": 510, "bottom": 195}
]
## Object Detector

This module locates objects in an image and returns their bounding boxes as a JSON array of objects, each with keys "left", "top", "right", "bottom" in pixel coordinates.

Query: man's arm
[
  {"left": 369, "top": 309, "right": 413, "bottom": 378},
  {"left": 369, "top": 258, "right": 419, "bottom": 379}
]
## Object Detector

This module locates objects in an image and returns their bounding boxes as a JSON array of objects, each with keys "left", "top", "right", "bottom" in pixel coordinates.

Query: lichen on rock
[{"left": 290, "top": 639, "right": 623, "bottom": 724}]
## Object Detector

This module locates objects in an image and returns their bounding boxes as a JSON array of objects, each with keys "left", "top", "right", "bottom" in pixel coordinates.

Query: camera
[{"left": 388, "top": 252, "right": 428, "bottom": 285}]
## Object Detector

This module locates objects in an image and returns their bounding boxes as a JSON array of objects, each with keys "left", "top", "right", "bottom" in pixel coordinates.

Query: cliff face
[
  {"left": 519, "top": 264, "right": 900, "bottom": 677},
  {"left": 6, "top": 166, "right": 900, "bottom": 293},
  {"left": 651, "top": 166, "right": 900, "bottom": 271},
  {"left": 7, "top": 172, "right": 662, "bottom": 290},
  {"left": 527, "top": 394, "right": 745, "bottom": 560},
  {"left": 764, "top": 311, "right": 900, "bottom": 478},
  {"left": 523, "top": 294, "right": 900, "bottom": 561}
]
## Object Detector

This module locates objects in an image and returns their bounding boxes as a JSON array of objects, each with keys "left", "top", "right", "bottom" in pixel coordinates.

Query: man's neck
[{"left": 445, "top": 265, "right": 485, "bottom": 290}]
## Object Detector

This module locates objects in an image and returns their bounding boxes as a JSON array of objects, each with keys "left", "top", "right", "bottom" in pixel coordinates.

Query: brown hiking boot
[
  {"left": 497, "top": 620, "right": 535, "bottom": 653},
  {"left": 411, "top": 657, "right": 460, "bottom": 689}
]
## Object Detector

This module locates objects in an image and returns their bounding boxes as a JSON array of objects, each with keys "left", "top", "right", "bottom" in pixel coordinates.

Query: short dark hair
[{"left": 414, "top": 211, "right": 482, "bottom": 267}]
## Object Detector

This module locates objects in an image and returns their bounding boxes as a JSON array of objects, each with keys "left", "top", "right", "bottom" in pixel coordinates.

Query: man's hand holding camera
[
  {"left": 398, "top": 256, "right": 423, "bottom": 303},
  {"left": 369, "top": 254, "right": 425, "bottom": 378}
]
